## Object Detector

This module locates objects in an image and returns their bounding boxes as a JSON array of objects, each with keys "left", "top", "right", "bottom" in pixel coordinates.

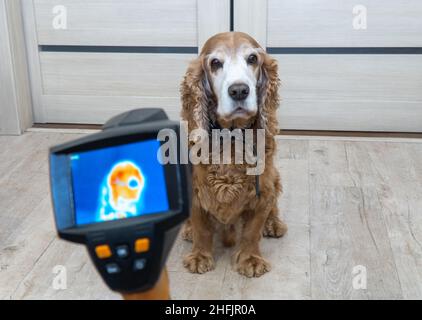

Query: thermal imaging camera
[{"left": 49, "top": 108, "right": 191, "bottom": 293}]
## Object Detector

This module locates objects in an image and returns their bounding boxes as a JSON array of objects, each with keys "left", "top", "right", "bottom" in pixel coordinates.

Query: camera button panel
[{"left": 95, "top": 239, "right": 151, "bottom": 278}]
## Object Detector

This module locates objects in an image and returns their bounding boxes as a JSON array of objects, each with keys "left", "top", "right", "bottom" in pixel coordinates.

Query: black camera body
[{"left": 49, "top": 109, "right": 191, "bottom": 293}]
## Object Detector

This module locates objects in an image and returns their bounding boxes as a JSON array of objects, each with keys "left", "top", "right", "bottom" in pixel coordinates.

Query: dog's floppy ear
[
  {"left": 180, "top": 56, "right": 213, "bottom": 134},
  {"left": 257, "top": 52, "right": 280, "bottom": 136}
]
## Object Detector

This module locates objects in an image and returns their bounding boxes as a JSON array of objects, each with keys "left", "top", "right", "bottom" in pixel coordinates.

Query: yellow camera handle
[{"left": 121, "top": 267, "right": 170, "bottom": 300}]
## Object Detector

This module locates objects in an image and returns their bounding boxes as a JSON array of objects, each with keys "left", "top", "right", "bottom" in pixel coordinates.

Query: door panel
[
  {"left": 40, "top": 52, "right": 194, "bottom": 96},
  {"left": 24, "top": 0, "right": 230, "bottom": 123},
  {"left": 234, "top": 0, "right": 422, "bottom": 132},
  {"left": 277, "top": 55, "right": 422, "bottom": 102},
  {"left": 268, "top": 0, "right": 422, "bottom": 47},
  {"left": 41, "top": 95, "right": 182, "bottom": 123},
  {"left": 276, "top": 54, "right": 422, "bottom": 132},
  {"left": 34, "top": 0, "right": 197, "bottom": 46}
]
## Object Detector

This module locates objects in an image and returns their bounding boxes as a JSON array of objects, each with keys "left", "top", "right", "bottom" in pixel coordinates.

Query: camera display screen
[{"left": 69, "top": 139, "right": 169, "bottom": 225}]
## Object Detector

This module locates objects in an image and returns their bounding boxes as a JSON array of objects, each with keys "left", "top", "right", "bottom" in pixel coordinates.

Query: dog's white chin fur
[{"left": 217, "top": 104, "right": 257, "bottom": 121}]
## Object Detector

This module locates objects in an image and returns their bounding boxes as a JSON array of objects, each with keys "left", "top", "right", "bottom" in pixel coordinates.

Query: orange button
[
  {"left": 135, "top": 238, "right": 150, "bottom": 253},
  {"left": 95, "top": 244, "right": 112, "bottom": 259}
]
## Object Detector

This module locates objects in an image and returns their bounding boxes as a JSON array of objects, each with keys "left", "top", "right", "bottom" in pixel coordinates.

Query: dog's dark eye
[
  {"left": 210, "top": 58, "right": 222, "bottom": 70},
  {"left": 247, "top": 54, "right": 258, "bottom": 65}
]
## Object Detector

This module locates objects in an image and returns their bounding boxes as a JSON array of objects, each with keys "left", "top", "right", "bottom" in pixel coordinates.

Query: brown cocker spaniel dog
[{"left": 180, "top": 32, "right": 287, "bottom": 277}]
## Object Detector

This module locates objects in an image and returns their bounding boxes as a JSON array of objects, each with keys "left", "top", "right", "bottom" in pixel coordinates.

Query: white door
[
  {"left": 235, "top": 0, "right": 422, "bottom": 132},
  {"left": 22, "top": 0, "right": 230, "bottom": 123}
]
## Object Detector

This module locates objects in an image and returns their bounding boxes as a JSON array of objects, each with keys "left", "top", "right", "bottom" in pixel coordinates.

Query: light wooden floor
[{"left": 1, "top": 131, "right": 421, "bottom": 300}]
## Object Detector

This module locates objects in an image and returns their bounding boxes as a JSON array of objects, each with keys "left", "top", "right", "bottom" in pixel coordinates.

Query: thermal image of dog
[{"left": 98, "top": 161, "right": 144, "bottom": 221}]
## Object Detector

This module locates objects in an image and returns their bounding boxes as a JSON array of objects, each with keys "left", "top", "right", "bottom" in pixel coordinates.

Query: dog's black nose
[{"left": 228, "top": 83, "right": 250, "bottom": 101}]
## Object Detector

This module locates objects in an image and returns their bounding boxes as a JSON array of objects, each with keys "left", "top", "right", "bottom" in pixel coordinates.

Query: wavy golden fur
[{"left": 180, "top": 32, "right": 287, "bottom": 277}]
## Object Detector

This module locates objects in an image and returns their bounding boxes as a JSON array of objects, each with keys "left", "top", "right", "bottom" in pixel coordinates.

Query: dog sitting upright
[{"left": 180, "top": 32, "right": 287, "bottom": 277}]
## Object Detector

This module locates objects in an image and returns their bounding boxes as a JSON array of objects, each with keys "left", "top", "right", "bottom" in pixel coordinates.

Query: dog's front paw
[
  {"left": 263, "top": 216, "right": 287, "bottom": 238},
  {"left": 183, "top": 252, "right": 215, "bottom": 274},
  {"left": 234, "top": 252, "right": 271, "bottom": 277}
]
